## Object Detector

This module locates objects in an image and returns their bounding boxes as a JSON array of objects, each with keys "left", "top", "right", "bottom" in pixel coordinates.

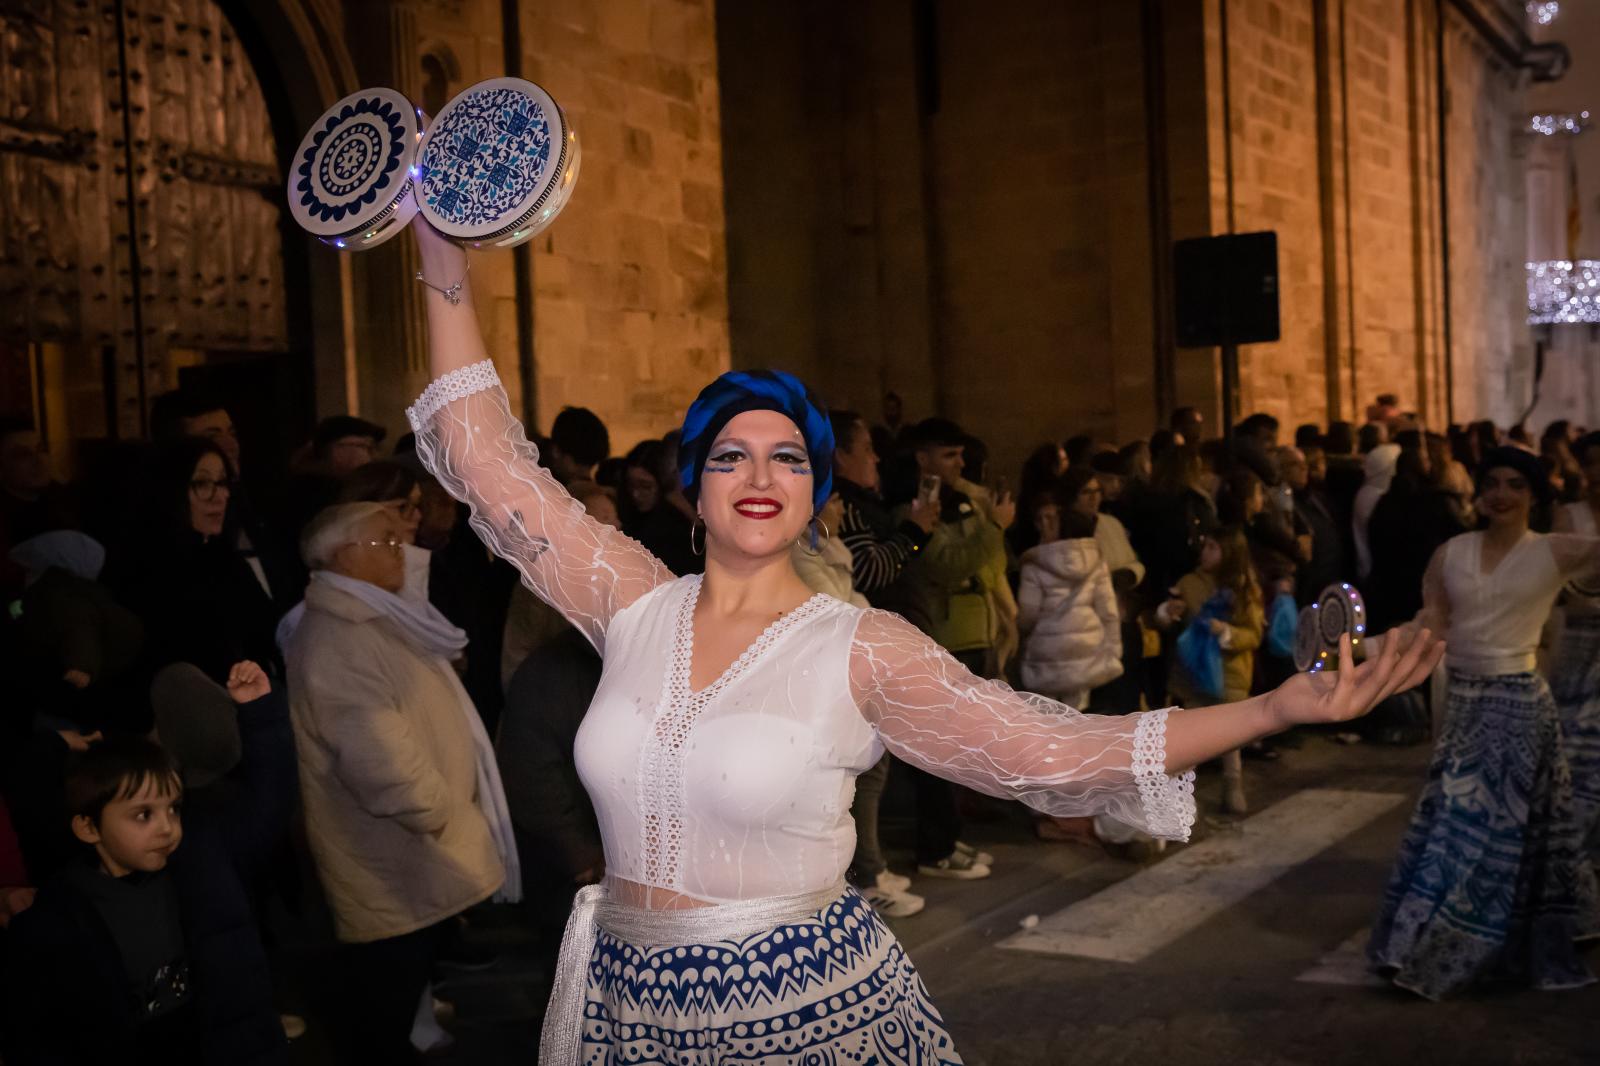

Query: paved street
[{"left": 282, "top": 736, "right": 1600, "bottom": 1065}]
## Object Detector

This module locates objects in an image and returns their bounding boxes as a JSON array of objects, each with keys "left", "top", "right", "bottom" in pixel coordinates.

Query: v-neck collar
[
  {"left": 1474, "top": 529, "right": 1534, "bottom": 579},
  {"left": 673, "top": 575, "right": 829, "bottom": 702}
]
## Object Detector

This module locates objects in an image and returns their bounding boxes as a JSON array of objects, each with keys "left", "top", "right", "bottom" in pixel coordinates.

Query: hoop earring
[
  {"left": 796, "top": 515, "right": 830, "bottom": 552},
  {"left": 689, "top": 520, "right": 706, "bottom": 557}
]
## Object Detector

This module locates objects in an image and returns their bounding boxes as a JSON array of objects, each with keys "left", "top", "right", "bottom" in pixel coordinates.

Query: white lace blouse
[{"left": 408, "top": 362, "right": 1196, "bottom": 905}]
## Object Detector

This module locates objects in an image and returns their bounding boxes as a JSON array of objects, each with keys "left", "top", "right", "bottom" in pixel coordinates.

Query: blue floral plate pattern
[
  {"left": 288, "top": 88, "right": 420, "bottom": 241},
  {"left": 418, "top": 77, "right": 577, "bottom": 246}
]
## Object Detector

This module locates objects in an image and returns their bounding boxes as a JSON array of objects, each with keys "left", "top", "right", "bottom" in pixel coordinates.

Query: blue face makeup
[{"left": 705, "top": 442, "right": 811, "bottom": 477}]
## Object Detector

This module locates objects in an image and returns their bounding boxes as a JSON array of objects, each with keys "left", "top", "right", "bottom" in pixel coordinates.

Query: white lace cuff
[
  {"left": 1132, "top": 708, "right": 1197, "bottom": 841},
  {"left": 406, "top": 359, "right": 502, "bottom": 430}
]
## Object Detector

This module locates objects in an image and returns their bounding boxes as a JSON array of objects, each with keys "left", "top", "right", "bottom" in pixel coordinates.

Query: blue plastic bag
[
  {"left": 1265, "top": 592, "right": 1298, "bottom": 659},
  {"left": 1176, "top": 590, "right": 1231, "bottom": 700}
]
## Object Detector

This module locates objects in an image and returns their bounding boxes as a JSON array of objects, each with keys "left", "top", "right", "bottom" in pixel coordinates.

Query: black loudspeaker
[{"left": 1173, "top": 231, "right": 1280, "bottom": 347}]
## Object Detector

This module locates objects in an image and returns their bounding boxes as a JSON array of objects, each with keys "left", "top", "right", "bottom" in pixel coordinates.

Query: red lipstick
[{"left": 734, "top": 497, "right": 782, "bottom": 520}]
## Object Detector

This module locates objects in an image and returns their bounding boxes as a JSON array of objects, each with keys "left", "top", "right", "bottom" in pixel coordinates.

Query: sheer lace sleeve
[
  {"left": 407, "top": 361, "right": 673, "bottom": 652},
  {"left": 848, "top": 608, "right": 1196, "bottom": 841}
]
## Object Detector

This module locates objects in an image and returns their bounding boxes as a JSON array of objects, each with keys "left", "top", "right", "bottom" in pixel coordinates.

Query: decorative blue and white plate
[
  {"left": 416, "top": 77, "right": 580, "bottom": 248},
  {"left": 288, "top": 87, "right": 422, "bottom": 249}
]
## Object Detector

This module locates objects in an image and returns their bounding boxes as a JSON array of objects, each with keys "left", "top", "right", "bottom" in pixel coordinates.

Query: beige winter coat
[{"left": 286, "top": 580, "right": 503, "bottom": 943}]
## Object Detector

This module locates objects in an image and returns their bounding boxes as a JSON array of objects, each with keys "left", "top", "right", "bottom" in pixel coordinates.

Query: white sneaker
[
  {"left": 864, "top": 884, "right": 926, "bottom": 918},
  {"left": 917, "top": 851, "right": 991, "bottom": 880},
  {"left": 876, "top": 870, "right": 912, "bottom": 895},
  {"left": 954, "top": 839, "right": 995, "bottom": 867}
]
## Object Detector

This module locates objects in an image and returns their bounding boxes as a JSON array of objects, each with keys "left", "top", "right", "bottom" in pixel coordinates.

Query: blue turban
[{"left": 678, "top": 369, "right": 834, "bottom": 514}]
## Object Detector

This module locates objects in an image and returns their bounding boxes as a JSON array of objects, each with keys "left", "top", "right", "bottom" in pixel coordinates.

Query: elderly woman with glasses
[
  {"left": 282, "top": 501, "right": 518, "bottom": 1064},
  {"left": 106, "top": 436, "right": 281, "bottom": 687}
]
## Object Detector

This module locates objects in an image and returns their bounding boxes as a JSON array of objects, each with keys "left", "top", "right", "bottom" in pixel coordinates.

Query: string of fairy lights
[
  {"left": 1526, "top": 1, "right": 1560, "bottom": 25},
  {"left": 1530, "top": 111, "right": 1590, "bottom": 136},
  {"left": 1527, "top": 261, "right": 1600, "bottom": 325},
  {"left": 1522, "top": 0, "right": 1591, "bottom": 324}
]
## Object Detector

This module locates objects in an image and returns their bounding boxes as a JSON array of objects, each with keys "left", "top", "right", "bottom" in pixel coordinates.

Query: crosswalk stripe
[
  {"left": 1295, "top": 928, "right": 1387, "bottom": 986},
  {"left": 999, "top": 789, "right": 1406, "bottom": 963}
]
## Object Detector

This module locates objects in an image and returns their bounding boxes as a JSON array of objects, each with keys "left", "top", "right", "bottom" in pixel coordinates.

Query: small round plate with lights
[
  {"left": 288, "top": 87, "right": 424, "bottom": 250},
  {"left": 1294, "top": 583, "right": 1368, "bottom": 673},
  {"left": 415, "top": 77, "right": 581, "bottom": 249}
]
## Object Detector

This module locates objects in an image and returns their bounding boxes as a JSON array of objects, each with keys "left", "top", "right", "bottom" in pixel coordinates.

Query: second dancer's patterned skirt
[
  {"left": 1367, "top": 670, "right": 1600, "bottom": 1000},
  {"left": 1551, "top": 611, "right": 1600, "bottom": 854},
  {"left": 580, "top": 887, "right": 962, "bottom": 1064}
]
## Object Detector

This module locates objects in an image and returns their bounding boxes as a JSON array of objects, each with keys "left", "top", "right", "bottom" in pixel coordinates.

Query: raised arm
[
  {"left": 849, "top": 607, "right": 1442, "bottom": 842},
  {"left": 407, "top": 224, "right": 671, "bottom": 652}
]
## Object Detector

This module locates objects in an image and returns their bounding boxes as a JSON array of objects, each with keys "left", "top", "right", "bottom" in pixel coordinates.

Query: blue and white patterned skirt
[
  {"left": 1367, "top": 670, "right": 1600, "bottom": 1000},
  {"left": 580, "top": 887, "right": 962, "bottom": 1064},
  {"left": 1551, "top": 612, "right": 1600, "bottom": 854}
]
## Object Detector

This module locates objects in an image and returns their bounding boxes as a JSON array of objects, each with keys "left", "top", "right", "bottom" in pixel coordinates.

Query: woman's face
[
  {"left": 1033, "top": 502, "right": 1061, "bottom": 542},
  {"left": 1073, "top": 478, "right": 1103, "bottom": 518},
  {"left": 385, "top": 485, "right": 423, "bottom": 545},
  {"left": 1199, "top": 536, "right": 1223, "bottom": 572},
  {"left": 333, "top": 512, "right": 406, "bottom": 593},
  {"left": 188, "top": 452, "right": 231, "bottom": 538},
  {"left": 1054, "top": 447, "right": 1069, "bottom": 476},
  {"left": 416, "top": 480, "right": 458, "bottom": 549},
  {"left": 1478, "top": 466, "right": 1533, "bottom": 527},
  {"left": 626, "top": 466, "right": 661, "bottom": 514},
  {"left": 1243, "top": 480, "right": 1265, "bottom": 519},
  {"left": 697, "top": 409, "right": 813, "bottom": 561}
]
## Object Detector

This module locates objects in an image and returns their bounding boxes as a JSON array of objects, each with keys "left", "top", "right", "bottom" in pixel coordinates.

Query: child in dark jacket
[{"left": 1, "top": 661, "right": 296, "bottom": 1066}]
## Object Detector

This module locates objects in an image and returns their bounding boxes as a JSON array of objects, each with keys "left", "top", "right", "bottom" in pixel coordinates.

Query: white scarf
[{"left": 279, "top": 570, "right": 522, "bottom": 903}]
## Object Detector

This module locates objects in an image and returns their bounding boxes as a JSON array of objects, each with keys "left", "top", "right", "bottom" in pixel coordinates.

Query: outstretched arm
[
  {"left": 849, "top": 609, "right": 1442, "bottom": 842},
  {"left": 407, "top": 224, "right": 672, "bottom": 652},
  {"left": 1550, "top": 532, "right": 1600, "bottom": 585}
]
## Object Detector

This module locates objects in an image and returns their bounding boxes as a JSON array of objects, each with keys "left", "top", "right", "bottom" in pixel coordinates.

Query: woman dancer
[
  {"left": 1368, "top": 447, "right": 1600, "bottom": 1000},
  {"left": 404, "top": 219, "right": 1441, "bottom": 1063},
  {"left": 1551, "top": 431, "right": 1600, "bottom": 854}
]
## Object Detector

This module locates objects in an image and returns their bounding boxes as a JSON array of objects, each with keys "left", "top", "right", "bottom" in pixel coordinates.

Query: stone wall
[
  {"left": 357, "top": 0, "right": 729, "bottom": 451},
  {"left": 1207, "top": 0, "right": 1330, "bottom": 427},
  {"left": 719, "top": 0, "right": 1544, "bottom": 468}
]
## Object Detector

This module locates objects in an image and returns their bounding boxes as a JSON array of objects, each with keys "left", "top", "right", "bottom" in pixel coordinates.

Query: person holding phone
[{"left": 890, "top": 418, "right": 1017, "bottom": 879}]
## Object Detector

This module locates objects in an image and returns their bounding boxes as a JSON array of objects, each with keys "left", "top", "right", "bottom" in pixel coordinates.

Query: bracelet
[{"left": 415, "top": 259, "right": 470, "bottom": 305}]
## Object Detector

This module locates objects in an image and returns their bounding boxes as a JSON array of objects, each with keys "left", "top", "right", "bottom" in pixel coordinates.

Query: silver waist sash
[{"left": 538, "top": 877, "right": 849, "bottom": 1065}]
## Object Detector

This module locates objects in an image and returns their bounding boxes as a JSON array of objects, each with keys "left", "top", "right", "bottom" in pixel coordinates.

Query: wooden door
[{"left": 0, "top": 0, "right": 287, "bottom": 448}]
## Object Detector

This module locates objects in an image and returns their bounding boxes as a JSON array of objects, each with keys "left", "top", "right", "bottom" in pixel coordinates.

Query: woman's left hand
[{"left": 1265, "top": 626, "right": 1444, "bottom": 729}]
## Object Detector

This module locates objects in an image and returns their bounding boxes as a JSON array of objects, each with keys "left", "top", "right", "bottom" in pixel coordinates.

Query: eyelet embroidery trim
[
  {"left": 636, "top": 577, "right": 831, "bottom": 889},
  {"left": 406, "top": 359, "right": 501, "bottom": 430},
  {"left": 1132, "top": 708, "right": 1197, "bottom": 841}
]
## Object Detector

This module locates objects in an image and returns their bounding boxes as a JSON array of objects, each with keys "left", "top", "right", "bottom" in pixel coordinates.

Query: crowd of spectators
[{"left": 0, "top": 382, "right": 1595, "bottom": 1062}]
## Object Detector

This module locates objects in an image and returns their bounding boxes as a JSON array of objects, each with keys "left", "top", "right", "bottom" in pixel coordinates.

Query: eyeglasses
[
  {"left": 353, "top": 538, "right": 404, "bottom": 552},
  {"left": 188, "top": 477, "right": 235, "bottom": 501}
]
